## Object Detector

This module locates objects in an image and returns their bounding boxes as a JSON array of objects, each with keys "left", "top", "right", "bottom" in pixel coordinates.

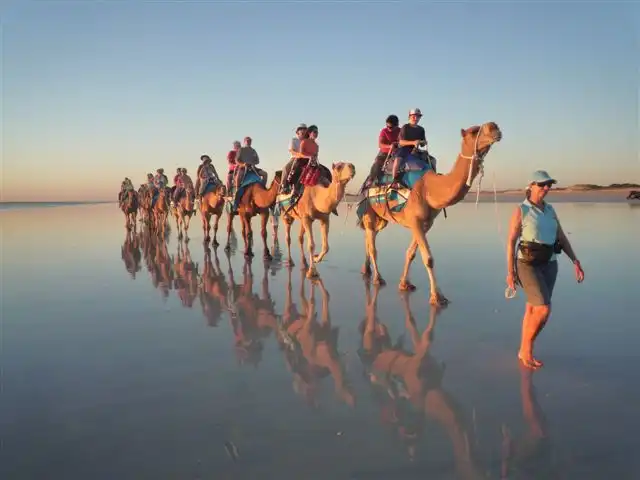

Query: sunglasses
[{"left": 535, "top": 182, "right": 554, "bottom": 188}]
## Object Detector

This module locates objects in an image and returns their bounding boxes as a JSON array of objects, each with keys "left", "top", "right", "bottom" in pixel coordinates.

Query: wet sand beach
[{"left": 1, "top": 202, "right": 639, "bottom": 479}]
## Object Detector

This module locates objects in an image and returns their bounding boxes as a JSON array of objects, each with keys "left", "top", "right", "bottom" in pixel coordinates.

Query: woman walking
[{"left": 506, "top": 170, "right": 585, "bottom": 369}]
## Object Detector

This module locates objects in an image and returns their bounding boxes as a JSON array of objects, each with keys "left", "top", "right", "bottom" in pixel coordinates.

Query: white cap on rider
[
  {"left": 409, "top": 108, "right": 422, "bottom": 116},
  {"left": 296, "top": 123, "right": 307, "bottom": 131}
]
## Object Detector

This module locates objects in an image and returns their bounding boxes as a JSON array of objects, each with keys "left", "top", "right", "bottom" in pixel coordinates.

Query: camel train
[{"left": 120, "top": 122, "right": 501, "bottom": 294}]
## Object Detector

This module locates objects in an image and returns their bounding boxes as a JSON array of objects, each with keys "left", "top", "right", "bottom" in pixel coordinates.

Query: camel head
[
  {"left": 331, "top": 162, "right": 356, "bottom": 184},
  {"left": 460, "top": 122, "right": 502, "bottom": 183},
  {"left": 460, "top": 122, "right": 502, "bottom": 159}
]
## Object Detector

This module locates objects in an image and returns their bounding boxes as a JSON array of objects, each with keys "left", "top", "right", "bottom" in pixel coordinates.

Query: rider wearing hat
[
  {"left": 196, "top": 155, "right": 221, "bottom": 199},
  {"left": 392, "top": 108, "right": 428, "bottom": 185}
]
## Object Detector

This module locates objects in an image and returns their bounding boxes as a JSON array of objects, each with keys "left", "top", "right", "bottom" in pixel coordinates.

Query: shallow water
[{"left": 2, "top": 202, "right": 639, "bottom": 479}]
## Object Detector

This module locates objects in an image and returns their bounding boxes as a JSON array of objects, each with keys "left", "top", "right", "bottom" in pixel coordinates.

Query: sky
[{"left": 2, "top": 1, "right": 638, "bottom": 201}]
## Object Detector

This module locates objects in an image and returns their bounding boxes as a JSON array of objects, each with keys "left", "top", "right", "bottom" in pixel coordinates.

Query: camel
[
  {"left": 137, "top": 185, "right": 151, "bottom": 224},
  {"left": 172, "top": 185, "right": 196, "bottom": 241},
  {"left": 151, "top": 187, "right": 170, "bottom": 235},
  {"left": 276, "top": 162, "right": 356, "bottom": 278},
  {"left": 225, "top": 170, "right": 282, "bottom": 260},
  {"left": 358, "top": 122, "right": 502, "bottom": 305},
  {"left": 199, "top": 181, "right": 227, "bottom": 247},
  {"left": 120, "top": 189, "right": 138, "bottom": 231}
]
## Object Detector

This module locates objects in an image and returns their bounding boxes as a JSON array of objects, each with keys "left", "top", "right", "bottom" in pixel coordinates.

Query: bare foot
[
  {"left": 373, "top": 276, "right": 386, "bottom": 286},
  {"left": 518, "top": 353, "right": 543, "bottom": 369},
  {"left": 361, "top": 264, "right": 372, "bottom": 277}
]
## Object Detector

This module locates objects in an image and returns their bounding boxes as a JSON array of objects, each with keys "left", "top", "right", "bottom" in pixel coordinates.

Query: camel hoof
[
  {"left": 224, "top": 244, "right": 231, "bottom": 252},
  {"left": 429, "top": 292, "right": 450, "bottom": 306},
  {"left": 306, "top": 268, "right": 319, "bottom": 279},
  {"left": 212, "top": 239, "right": 219, "bottom": 248},
  {"left": 373, "top": 276, "right": 386, "bottom": 286},
  {"left": 204, "top": 235, "right": 210, "bottom": 243},
  {"left": 399, "top": 281, "right": 417, "bottom": 292},
  {"left": 361, "top": 264, "right": 372, "bottom": 277},
  {"left": 245, "top": 251, "right": 254, "bottom": 258},
  {"left": 263, "top": 251, "right": 272, "bottom": 261}
]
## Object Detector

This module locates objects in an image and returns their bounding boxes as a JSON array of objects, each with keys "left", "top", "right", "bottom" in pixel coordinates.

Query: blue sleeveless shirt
[{"left": 517, "top": 199, "right": 558, "bottom": 262}]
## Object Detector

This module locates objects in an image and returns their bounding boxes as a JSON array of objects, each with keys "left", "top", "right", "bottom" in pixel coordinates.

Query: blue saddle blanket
[
  {"left": 231, "top": 170, "right": 266, "bottom": 210},
  {"left": 152, "top": 192, "right": 159, "bottom": 208},
  {"left": 203, "top": 181, "right": 219, "bottom": 195}
]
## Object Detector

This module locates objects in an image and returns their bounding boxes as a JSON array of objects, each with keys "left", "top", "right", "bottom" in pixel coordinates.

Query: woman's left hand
[{"left": 574, "top": 260, "right": 585, "bottom": 283}]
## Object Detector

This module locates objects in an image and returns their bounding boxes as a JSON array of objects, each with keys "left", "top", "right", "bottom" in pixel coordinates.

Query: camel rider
[
  {"left": 281, "top": 123, "right": 307, "bottom": 193},
  {"left": 392, "top": 108, "right": 431, "bottom": 185},
  {"left": 226, "top": 141, "right": 241, "bottom": 193},
  {"left": 232, "top": 137, "right": 261, "bottom": 210},
  {"left": 171, "top": 170, "right": 185, "bottom": 207},
  {"left": 196, "top": 155, "right": 221, "bottom": 199},
  {"left": 181, "top": 168, "right": 194, "bottom": 189},
  {"left": 362, "top": 115, "right": 400, "bottom": 191},
  {"left": 153, "top": 168, "right": 168, "bottom": 196},
  {"left": 119, "top": 177, "right": 134, "bottom": 205}
]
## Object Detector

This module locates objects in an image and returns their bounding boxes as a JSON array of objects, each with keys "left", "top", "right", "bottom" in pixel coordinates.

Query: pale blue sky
[{"left": 2, "top": 1, "right": 638, "bottom": 201}]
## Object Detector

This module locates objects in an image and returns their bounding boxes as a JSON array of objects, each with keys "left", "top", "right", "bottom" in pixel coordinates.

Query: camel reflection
[
  {"left": 199, "top": 245, "right": 229, "bottom": 327},
  {"left": 279, "top": 268, "right": 355, "bottom": 408},
  {"left": 140, "top": 228, "right": 174, "bottom": 300},
  {"left": 501, "top": 368, "right": 551, "bottom": 479},
  {"left": 121, "top": 230, "right": 142, "bottom": 279},
  {"left": 172, "top": 240, "right": 199, "bottom": 308},
  {"left": 226, "top": 255, "right": 279, "bottom": 368},
  {"left": 359, "top": 280, "right": 483, "bottom": 478}
]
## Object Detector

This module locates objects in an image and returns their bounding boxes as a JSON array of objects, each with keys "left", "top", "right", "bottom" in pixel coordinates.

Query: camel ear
[
  {"left": 332, "top": 162, "right": 336, "bottom": 170},
  {"left": 460, "top": 128, "right": 466, "bottom": 138}
]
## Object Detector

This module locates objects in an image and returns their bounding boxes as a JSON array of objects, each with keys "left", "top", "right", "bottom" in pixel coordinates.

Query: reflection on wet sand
[
  {"left": 278, "top": 268, "right": 355, "bottom": 408},
  {"left": 359, "top": 280, "right": 484, "bottom": 478},
  {"left": 119, "top": 231, "right": 558, "bottom": 478},
  {"left": 227, "top": 253, "right": 280, "bottom": 368},
  {"left": 501, "top": 368, "right": 552, "bottom": 479},
  {"left": 120, "top": 229, "right": 142, "bottom": 279}
]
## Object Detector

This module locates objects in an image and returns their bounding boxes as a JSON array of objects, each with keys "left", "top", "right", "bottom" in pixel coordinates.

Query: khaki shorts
[{"left": 517, "top": 260, "right": 558, "bottom": 306}]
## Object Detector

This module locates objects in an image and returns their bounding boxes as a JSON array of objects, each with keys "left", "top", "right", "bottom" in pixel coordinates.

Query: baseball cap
[{"left": 409, "top": 108, "right": 422, "bottom": 116}]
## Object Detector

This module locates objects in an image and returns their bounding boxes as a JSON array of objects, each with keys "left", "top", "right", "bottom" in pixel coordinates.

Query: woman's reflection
[
  {"left": 501, "top": 368, "right": 551, "bottom": 479},
  {"left": 121, "top": 229, "right": 141, "bottom": 278},
  {"left": 359, "top": 280, "right": 483, "bottom": 478},
  {"left": 279, "top": 268, "right": 355, "bottom": 408}
]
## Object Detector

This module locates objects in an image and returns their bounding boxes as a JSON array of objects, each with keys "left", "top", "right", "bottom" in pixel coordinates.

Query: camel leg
[
  {"left": 312, "top": 217, "right": 330, "bottom": 264},
  {"left": 202, "top": 210, "right": 211, "bottom": 243},
  {"left": 184, "top": 212, "right": 191, "bottom": 241},
  {"left": 243, "top": 214, "right": 254, "bottom": 258},
  {"left": 225, "top": 212, "right": 235, "bottom": 251},
  {"left": 410, "top": 224, "right": 449, "bottom": 305},
  {"left": 399, "top": 239, "right": 418, "bottom": 291},
  {"left": 260, "top": 212, "right": 272, "bottom": 261},
  {"left": 284, "top": 219, "right": 294, "bottom": 267},
  {"left": 365, "top": 227, "right": 385, "bottom": 285},
  {"left": 298, "top": 221, "right": 309, "bottom": 270},
  {"left": 176, "top": 211, "right": 183, "bottom": 240},
  {"left": 302, "top": 217, "right": 319, "bottom": 279},
  {"left": 212, "top": 213, "right": 220, "bottom": 248}
]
